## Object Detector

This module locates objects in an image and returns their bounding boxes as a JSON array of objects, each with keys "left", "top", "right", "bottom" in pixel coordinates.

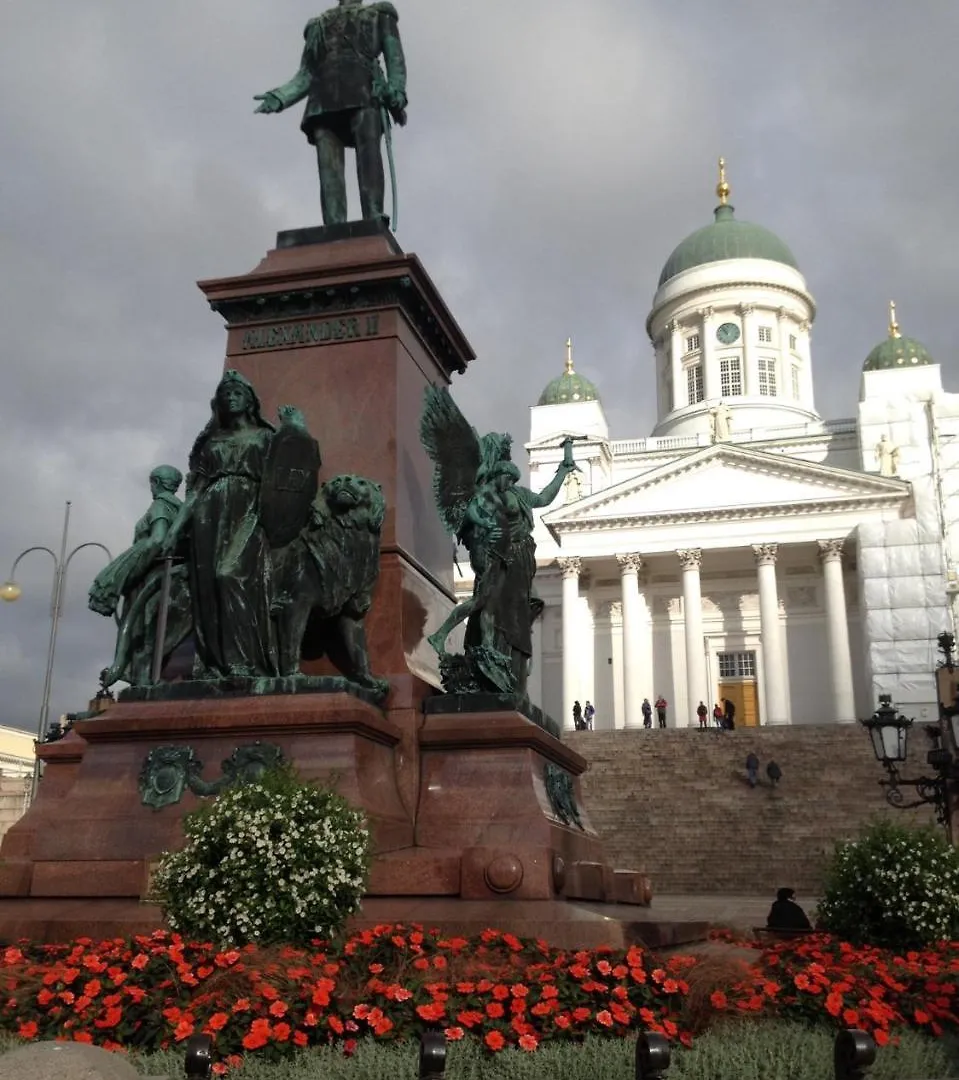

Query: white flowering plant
[
  {"left": 816, "top": 818, "right": 959, "bottom": 948},
  {"left": 149, "top": 765, "right": 371, "bottom": 947}
]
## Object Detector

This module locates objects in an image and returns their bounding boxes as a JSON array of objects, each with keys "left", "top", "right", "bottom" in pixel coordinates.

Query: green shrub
[
  {"left": 816, "top": 818, "right": 959, "bottom": 947},
  {"left": 149, "top": 765, "right": 370, "bottom": 946},
  {"left": 127, "top": 1026, "right": 959, "bottom": 1080}
]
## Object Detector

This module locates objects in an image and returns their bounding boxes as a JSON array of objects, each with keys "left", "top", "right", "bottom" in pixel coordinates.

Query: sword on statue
[
  {"left": 560, "top": 434, "right": 588, "bottom": 472},
  {"left": 151, "top": 556, "right": 175, "bottom": 684}
]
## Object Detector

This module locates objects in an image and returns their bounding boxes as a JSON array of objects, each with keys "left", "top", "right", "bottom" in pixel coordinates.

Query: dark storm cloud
[{"left": 0, "top": 0, "right": 956, "bottom": 729}]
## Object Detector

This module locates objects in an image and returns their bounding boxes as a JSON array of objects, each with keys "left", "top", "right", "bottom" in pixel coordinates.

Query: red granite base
[
  {"left": 0, "top": 700, "right": 652, "bottom": 945},
  {"left": 0, "top": 897, "right": 705, "bottom": 951}
]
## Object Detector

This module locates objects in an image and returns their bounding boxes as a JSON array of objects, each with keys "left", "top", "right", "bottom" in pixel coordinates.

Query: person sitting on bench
[{"left": 766, "top": 887, "right": 812, "bottom": 931}]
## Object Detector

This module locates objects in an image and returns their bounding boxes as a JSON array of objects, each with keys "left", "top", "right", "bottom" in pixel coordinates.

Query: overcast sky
[{"left": 0, "top": 0, "right": 956, "bottom": 733}]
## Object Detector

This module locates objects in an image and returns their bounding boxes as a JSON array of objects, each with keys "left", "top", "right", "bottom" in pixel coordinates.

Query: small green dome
[
  {"left": 658, "top": 204, "right": 799, "bottom": 288},
  {"left": 864, "top": 304, "right": 935, "bottom": 371},
  {"left": 537, "top": 340, "right": 600, "bottom": 406},
  {"left": 537, "top": 371, "right": 599, "bottom": 406}
]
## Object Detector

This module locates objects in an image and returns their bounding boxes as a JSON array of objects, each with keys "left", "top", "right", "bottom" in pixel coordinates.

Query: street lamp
[
  {"left": 1, "top": 501, "right": 111, "bottom": 801},
  {"left": 859, "top": 634, "right": 959, "bottom": 828}
]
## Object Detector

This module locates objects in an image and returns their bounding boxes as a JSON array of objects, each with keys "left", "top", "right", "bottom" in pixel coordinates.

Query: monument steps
[{"left": 566, "top": 725, "right": 937, "bottom": 895}]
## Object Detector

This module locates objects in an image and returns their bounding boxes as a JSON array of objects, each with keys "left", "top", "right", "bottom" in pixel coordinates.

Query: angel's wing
[{"left": 420, "top": 385, "right": 482, "bottom": 536}]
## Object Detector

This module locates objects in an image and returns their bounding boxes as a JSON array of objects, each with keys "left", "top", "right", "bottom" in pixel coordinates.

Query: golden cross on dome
[
  {"left": 888, "top": 300, "right": 901, "bottom": 339},
  {"left": 565, "top": 337, "right": 574, "bottom": 374},
  {"left": 716, "top": 157, "right": 731, "bottom": 205}
]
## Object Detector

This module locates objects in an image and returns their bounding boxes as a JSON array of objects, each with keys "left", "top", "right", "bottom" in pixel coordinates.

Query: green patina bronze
[
  {"left": 139, "top": 742, "right": 284, "bottom": 811},
  {"left": 420, "top": 385, "right": 578, "bottom": 697},
  {"left": 96, "top": 370, "right": 388, "bottom": 703},
  {"left": 88, "top": 465, "right": 192, "bottom": 688},
  {"left": 658, "top": 203, "right": 798, "bottom": 287},
  {"left": 543, "top": 762, "right": 584, "bottom": 830},
  {"left": 254, "top": 0, "right": 407, "bottom": 227}
]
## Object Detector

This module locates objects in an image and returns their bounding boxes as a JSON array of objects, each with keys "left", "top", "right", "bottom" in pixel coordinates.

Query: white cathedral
[{"left": 456, "top": 162, "right": 959, "bottom": 732}]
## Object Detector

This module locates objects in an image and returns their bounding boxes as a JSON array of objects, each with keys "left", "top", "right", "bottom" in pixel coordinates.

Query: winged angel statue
[{"left": 420, "top": 385, "right": 578, "bottom": 696}]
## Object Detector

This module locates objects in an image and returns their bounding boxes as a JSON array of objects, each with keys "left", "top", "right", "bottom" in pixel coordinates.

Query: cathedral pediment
[{"left": 544, "top": 443, "right": 909, "bottom": 530}]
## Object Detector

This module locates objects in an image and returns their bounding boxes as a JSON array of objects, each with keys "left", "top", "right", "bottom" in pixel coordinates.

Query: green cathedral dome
[
  {"left": 864, "top": 302, "right": 935, "bottom": 371},
  {"left": 537, "top": 340, "right": 600, "bottom": 406},
  {"left": 658, "top": 159, "right": 799, "bottom": 288}
]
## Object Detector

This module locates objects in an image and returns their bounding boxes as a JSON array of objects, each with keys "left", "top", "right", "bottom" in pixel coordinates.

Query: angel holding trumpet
[{"left": 420, "top": 385, "right": 579, "bottom": 696}]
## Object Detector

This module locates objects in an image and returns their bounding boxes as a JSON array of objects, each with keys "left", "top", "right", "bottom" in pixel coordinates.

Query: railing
[
  {"left": 610, "top": 418, "right": 857, "bottom": 458},
  {"left": 183, "top": 1026, "right": 892, "bottom": 1079}
]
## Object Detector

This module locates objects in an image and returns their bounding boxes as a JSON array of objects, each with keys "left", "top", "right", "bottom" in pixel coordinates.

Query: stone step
[{"left": 566, "top": 726, "right": 938, "bottom": 894}]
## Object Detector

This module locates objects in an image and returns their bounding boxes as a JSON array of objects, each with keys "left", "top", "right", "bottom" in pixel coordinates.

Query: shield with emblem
[{"left": 259, "top": 426, "right": 322, "bottom": 549}]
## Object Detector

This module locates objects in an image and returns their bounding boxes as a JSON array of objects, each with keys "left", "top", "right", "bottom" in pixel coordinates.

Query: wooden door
[{"left": 718, "top": 681, "right": 760, "bottom": 727}]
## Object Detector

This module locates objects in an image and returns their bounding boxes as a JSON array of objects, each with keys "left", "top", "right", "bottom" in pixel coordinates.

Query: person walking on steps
[
  {"left": 642, "top": 697, "right": 652, "bottom": 729},
  {"left": 713, "top": 702, "right": 724, "bottom": 728},
  {"left": 572, "top": 700, "right": 583, "bottom": 730},
  {"left": 583, "top": 701, "right": 595, "bottom": 730},
  {"left": 655, "top": 695, "right": 667, "bottom": 728},
  {"left": 696, "top": 701, "right": 708, "bottom": 730}
]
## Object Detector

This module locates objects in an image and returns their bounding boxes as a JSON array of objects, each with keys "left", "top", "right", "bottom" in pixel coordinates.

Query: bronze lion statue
[{"left": 272, "top": 473, "right": 389, "bottom": 700}]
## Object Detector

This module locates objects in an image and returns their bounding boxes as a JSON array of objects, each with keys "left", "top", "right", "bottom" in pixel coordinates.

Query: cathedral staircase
[{"left": 566, "top": 726, "right": 938, "bottom": 895}]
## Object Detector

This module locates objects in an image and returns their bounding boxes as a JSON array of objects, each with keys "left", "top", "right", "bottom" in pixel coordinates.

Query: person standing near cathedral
[
  {"left": 572, "top": 700, "right": 583, "bottom": 730},
  {"left": 583, "top": 701, "right": 595, "bottom": 729},
  {"left": 641, "top": 697, "right": 652, "bottom": 728},
  {"left": 696, "top": 701, "right": 708, "bottom": 729},
  {"left": 723, "top": 697, "right": 736, "bottom": 729},
  {"left": 655, "top": 695, "right": 667, "bottom": 728}
]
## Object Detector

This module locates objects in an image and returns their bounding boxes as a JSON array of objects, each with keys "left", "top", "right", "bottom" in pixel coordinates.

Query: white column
[
  {"left": 678, "top": 549, "right": 707, "bottom": 726},
  {"left": 558, "top": 557, "right": 582, "bottom": 731},
  {"left": 818, "top": 539, "right": 856, "bottom": 722},
  {"left": 617, "top": 553, "right": 645, "bottom": 728},
  {"left": 669, "top": 320, "right": 683, "bottom": 411},
  {"left": 799, "top": 319, "right": 815, "bottom": 410},
  {"left": 739, "top": 304, "right": 754, "bottom": 394},
  {"left": 700, "top": 307, "right": 716, "bottom": 399},
  {"left": 609, "top": 601, "right": 625, "bottom": 729},
  {"left": 753, "top": 544, "right": 789, "bottom": 725}
]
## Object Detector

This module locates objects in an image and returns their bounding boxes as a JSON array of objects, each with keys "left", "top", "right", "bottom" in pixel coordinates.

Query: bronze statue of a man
[{"left": 254, "top": 0, "right": 407, "bottom": 226}]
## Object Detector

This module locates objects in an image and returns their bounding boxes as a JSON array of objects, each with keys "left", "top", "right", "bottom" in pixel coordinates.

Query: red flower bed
[
  {"left": 712, "top": 933, "right": 959, "bottom": 1047},
  {"left": 0, "top": 926, "right": 954, "bottom": 1073}
]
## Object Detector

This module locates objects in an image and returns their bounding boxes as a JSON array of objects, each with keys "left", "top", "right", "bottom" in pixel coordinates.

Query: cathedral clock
[{"left": 716, "top": 322, "right": 741, "bottom": 345}]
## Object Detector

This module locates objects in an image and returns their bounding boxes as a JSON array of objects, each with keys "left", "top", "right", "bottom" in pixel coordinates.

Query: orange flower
[
  {"left": 915, "top": 1008, "right": 931, "bottom": 1025},
  {"left": 596, "top": 1010, "right": 614, "bottom": 1027},
  {"left": 825, "top": 992, "right": 843, "bottom": 1017},
  {"left": 874, "top": 1029, "right": 890, "bottom": 1047},
  {"left": 663, "top": 978, "right": 680, "bottom": 994},
  {"left": 416, "top": 1003, "right": 446, "bottom": 1022},
  {"left": 206, "top": 1013, "right": 230, "bottom": 1032},
  {"left": 444, "top": 1026, "right": 465, "bottom": 1041},
  {"left": 710, "top": 990, "right": 728, "bottom": 1009},
  {"left": 294, "top": 1030, "right": 309, "bottom": 1047},
  {"left": 485, "top": 1002, "right": 505, "bottom": 1019},
  {"left": 485, "top": 1030, "right": 506, "bottom": 1051},
  {"left": 518, "top": 1033, "right": 539, "bottom": 1051},
  {"left": 273, "top": 1022, "right": 292, "bottom": 1042},
  {"left": 17, "top": 1020, "right": 38, "bottom": 1040}
]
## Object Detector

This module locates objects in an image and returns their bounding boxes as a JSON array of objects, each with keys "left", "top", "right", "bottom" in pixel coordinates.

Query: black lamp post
[{"left": 859, "top": 633, "right": 959, "bottom": 828}]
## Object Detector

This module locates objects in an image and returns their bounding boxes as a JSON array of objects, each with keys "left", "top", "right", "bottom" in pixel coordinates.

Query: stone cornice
[
  {"left": 203, "top": 264, "right": 472, "bottom": 380},
  {"left": 545, "top": 443, "right": 910, "bottom": 527},
  {"left": 548, "top": 493, "right": 908, "bottom": 534},
  {"left": 647, "top": 281, "right": 817, "bottom": 341}
]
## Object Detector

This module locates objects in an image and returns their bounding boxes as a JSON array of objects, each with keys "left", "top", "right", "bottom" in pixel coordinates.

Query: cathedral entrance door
[{"left": 718, "top": 680, "right": 760, "bottom": 727}]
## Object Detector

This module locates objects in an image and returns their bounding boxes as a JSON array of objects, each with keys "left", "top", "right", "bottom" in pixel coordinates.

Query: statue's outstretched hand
[{"left": 254, "top": 93, "right": 283, "bottom": 114}]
